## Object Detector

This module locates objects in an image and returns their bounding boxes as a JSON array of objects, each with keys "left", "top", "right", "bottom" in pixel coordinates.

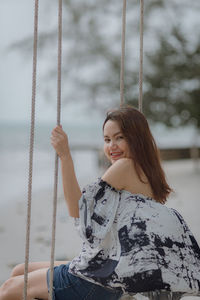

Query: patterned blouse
[{"left": 69, "top": 178, "right": 200, "bottom": 296}]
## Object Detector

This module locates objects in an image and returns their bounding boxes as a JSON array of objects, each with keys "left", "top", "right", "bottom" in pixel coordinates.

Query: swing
[
  {"left": 23, "top": 1, "right": 200, "bottom": 300},
  {"left": 23, "top": 1, "right": 62, "bottom": 299}
]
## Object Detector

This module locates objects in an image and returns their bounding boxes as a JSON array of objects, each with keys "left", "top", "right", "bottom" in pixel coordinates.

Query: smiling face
[{"left": 103, "top": 120, "right": 131, "bottom": 164}]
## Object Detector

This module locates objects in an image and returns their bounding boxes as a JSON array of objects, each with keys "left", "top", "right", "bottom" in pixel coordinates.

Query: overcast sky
[
  {"left": 0, "top": 0, "right": 33, "bottom": 123},
  {"left": 0, "top": 0, "right": 102, "bottom": 125},
  {"left": 0, "top": 0, "right": 199, "bottom": 129}
]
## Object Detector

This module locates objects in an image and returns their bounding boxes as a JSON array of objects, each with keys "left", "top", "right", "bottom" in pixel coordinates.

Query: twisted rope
[
  {"left": 120, "top": 0, "right": 127, "bottom": 106},
  {"left": 139, "top": 0, "right": 144, "bottom": 112},
  {"left": 49, "top": 0, "right": 62, "bottom": 299},
  {"left": 23, "top": 1, "right": 39, "bottom": 299}
]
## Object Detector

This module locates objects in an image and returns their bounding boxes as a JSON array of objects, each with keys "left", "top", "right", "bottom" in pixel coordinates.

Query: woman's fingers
[
  {"left": 51, "top": 131, "right": 62, "bottom": 138},
  {"left": 52, "top": 126, "right": 61, "bottom": 133},
  {"left": 51, "top": 134, "right": 65, "bottom": 144},
  {"left": 54, "top": 127, "right": 62, "bottom": 133},
  {"left": 50, "top": 125, "right": 70, "bottom": 158},
  {"left": 51, "top": 126, "right": 64, "bottom": 137},
  {"left": 52, "top": 125, "right": 66, "bottom": 136}
]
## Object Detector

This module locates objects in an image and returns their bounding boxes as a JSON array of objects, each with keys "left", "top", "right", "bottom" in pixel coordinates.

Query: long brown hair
[{"left": 103, "top": 105, "right": 172, "bottom": 204}]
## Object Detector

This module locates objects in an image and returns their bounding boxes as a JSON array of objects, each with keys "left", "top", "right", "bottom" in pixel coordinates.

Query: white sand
[
  {"left": 0, "top": 159, "right": 200, "bottom": 299},
  {"left": 0, "top": 189, "right": 82, "bottom": 284},
  {"left": 163, "top": 159, "right": 200, "bottom": 245}
]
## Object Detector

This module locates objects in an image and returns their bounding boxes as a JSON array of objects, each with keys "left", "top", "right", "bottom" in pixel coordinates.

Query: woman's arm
[
  {"left": 51, "top": 125, "right": 81, "bottom": 218},
  {"left": 60, "top": 153, "right": 81, "bottom": 218}
]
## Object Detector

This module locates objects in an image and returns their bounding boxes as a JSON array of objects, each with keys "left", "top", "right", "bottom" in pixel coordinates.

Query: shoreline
[{"left": 0, "top": 159, "right": 200, "bottom": 285}]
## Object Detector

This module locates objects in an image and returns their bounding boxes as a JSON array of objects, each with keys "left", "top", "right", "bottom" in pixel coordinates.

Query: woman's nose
[{"left": 110, "top": 140, "right": 117, "bottom": 148}]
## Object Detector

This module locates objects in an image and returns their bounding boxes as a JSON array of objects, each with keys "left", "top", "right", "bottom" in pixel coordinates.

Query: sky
[
  {"left": 0, "top": 0, "right": 199, "bottom": 149},
  {"left": 0, "top": 0, "right": 40, "bottom": 123},
  {"left": 0, "top": 0, "right": 102, "bottom": 125}
]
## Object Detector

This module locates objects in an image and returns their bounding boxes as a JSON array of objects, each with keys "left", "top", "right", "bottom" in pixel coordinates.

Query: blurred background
[{"left": 0, "top": 0, "right": 200, "bottom": 291}]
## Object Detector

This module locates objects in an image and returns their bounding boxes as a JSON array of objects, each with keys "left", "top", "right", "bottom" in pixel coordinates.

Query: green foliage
[
  {"left": 141, "top": 26, "right": 200, "bottom": 128},
  {"left": 15, "top": 0, "right": 200, "bottom": 129}
]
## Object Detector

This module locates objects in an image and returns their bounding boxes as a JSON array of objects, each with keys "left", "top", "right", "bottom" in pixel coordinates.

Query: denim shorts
[{"left": 46, "top": 263, "right": 123, "bottom": 300}]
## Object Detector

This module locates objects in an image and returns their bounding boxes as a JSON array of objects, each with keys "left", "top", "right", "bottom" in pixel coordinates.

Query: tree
[
  {"left": 140, "top": 26, "right": 200, "bottom": 129},
  {"left": 15, "top": 0, "right": 200, "bottom": 128}
]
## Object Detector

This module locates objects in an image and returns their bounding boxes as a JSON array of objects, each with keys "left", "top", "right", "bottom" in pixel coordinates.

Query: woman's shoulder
[
  {"left": 109, "top": 157, "right": 134, "bottom": 171},
  {"left": 101, "top": 158, "right": 135, "bottom": 191}
]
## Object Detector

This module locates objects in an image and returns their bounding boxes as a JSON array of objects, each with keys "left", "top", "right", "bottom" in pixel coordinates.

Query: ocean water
[
  {"left": 1, "top": 121, "right": 199, "bottom": 207},
  {"left": 0, "top": 122, "right": 103, "bottom": 206},
  {"left": 1, "top": 121, "right": 200, "bottom": 288}
]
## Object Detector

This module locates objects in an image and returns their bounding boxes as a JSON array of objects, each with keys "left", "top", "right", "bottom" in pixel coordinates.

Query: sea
[
  {"left": 0, "top": 121, "right": 199, "bottom": 207},
  {"left": 0, "top": 121, "right": 103, "bottom": 207},
  {"left": 1, "top": 121, "right": 200, "bottom": 289}
]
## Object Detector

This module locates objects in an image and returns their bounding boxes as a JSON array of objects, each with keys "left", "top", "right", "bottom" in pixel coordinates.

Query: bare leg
[
  {"left": 0, "top": 261, "right": 71, "bottom": 299},
  {"left": 0, "top": 268, "right": 49, "bottom": 300},
  {"left": 11, "top": 260, "right": 70, "bottom": 277}
]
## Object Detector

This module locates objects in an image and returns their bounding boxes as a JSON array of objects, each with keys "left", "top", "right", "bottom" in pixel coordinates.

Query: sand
[
  {"left": 0, "top": 159, "right": 200, "bottom": 299},
  {"left": 0, "top": 189, "right": 82, "bottom": 285}
]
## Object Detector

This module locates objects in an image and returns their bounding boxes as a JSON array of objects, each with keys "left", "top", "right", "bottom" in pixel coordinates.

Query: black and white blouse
[{"left": 69, "top": 178, "right": 200, "bottom": 296}]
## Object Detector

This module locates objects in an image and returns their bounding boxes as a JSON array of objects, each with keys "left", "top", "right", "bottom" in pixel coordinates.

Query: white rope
[
  {"left": 48, "top": 0, "right": 63, "bottom": 299},
  {"left": 120, "top": 0, "right": 127, "bottom": 106},
  {"left": 24, "top": 1, "right": 142, "bottom": 299},
  {"left": 139, "top": 0, "right": 144, "bottom": 112},
  {"left": 23, "top": 1, "right": 39, "bottom": 299}
]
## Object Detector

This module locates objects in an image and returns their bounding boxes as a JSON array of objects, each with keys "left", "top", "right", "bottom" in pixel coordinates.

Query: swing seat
[{"left": 120, "top": 291, "right": 200, "bottom": 300}]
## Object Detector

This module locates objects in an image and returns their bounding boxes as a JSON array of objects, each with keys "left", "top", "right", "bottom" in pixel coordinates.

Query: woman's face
[{"left": 103, "top": 120, "right": 131, "bottom": 164}]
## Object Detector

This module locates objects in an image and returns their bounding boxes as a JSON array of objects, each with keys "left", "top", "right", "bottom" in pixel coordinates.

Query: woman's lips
[{"left": 110, "top": 152, "right": 123, "bottom": 159}]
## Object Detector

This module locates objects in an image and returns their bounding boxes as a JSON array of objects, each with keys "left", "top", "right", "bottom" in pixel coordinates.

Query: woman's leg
[
  {"left": 11, "top": 260, "right": 69, "bottom": 277},
  {"left": 0, "top": 261, "right": 70, "bottom": 300},
  {"left": 0, "top": 267, "right": 49, "bottom": 300}
]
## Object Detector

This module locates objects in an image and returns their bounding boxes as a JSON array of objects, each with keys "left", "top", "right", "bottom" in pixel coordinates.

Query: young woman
[{"left": 1, "top": 105, "right": 200, "bottom": 300}]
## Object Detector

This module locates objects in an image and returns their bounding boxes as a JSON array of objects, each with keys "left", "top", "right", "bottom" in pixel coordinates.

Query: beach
[
  {"left": 0, "top": 122, "right": 200, "bottom": 298},
  {"left": 0, "top": 146, "right": 101, "bottom": 284},
  {"left": 0, "top": 158, "right": 200, "bottom": 300}
]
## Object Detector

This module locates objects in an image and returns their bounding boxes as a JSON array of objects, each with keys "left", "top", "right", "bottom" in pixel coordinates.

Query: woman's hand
[{"left": 51, "top": 125, "right": 70, "bottom": 159}]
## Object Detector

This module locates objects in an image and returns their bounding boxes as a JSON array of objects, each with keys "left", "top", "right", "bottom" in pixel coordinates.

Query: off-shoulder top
[{"left": 68, "top": 178, "right": 200, "bottom": 296}]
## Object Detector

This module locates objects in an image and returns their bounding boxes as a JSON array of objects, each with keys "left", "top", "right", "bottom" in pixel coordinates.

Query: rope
[
  {"left": 23, "top": 1, "right": 39, "bottom": 299},
  {"left": 49, "top": 0, "right": 62, "bottom": 299},
  {"left": 138, "top": 0, "right": 144, "bottom": 112},
  {"left": 120, "top": 0, "right": 127, "bottom": 106}
]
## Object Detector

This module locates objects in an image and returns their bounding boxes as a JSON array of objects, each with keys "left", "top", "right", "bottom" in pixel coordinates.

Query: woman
[{"left": 1, "top": 105, "right": 200, "bottom": 300}]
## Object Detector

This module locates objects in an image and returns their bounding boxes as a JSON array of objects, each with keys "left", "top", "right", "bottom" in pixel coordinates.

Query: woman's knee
[
  {"left": 0, "top": 277, "right": 23, "bottom": 300},
  {"left": 10, "top": 263, "right": 25, "bottom": 277},
  {"left": 10, "top": 262, "right": 45, "bottom": 277}
]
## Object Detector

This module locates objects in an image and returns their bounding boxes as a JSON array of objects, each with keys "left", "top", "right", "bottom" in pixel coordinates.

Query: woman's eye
[
  {"left": 104, "top": 138, "right": 110, "bottom": 143},
  {"left": 117, "top": 136, "right": 123, "bottom": 140}
]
